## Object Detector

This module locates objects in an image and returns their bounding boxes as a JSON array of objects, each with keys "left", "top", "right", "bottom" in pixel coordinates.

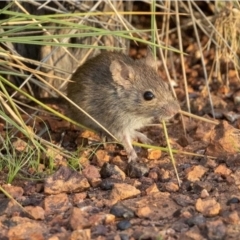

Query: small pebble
[
  {"left": 109, "top": 183, "right": 140, "bottom": 203},
  {"left": 110, "top": 203, "right": 135, "bottom": 218},
  {"left": 159, "top": 169, "right": 170, "bottom": 181},
  {"left": 214, "top": 164, "right": 232, "bottom": 176},
  {"left": 227, "top": 211, "right": 239, "bottom": 224},
  {"left": 200, "top": 189, "right": 209, "bottom": 198},
  {"left": 172, "top": 221, "right": 189, "bottom": 232},
  {"left": 119, "top": 233, "right": 130, "bottom": 240},
  {"left": 227, "top": 197, "right": 240, "bottom": 205},
  {"left": 147, "top": 149, "right": 161, "bottom": 160},
  {"left": 205, "top": 219, "right": 226, "bottom": 240},
  {"left": 148, "top": 170, "right": 158, "bottom": 181},
  {"left": 172, "top": 194, "right": 194, "bottom": 207},
  {"left": 195, "top": 198, "right": 221, "bottom": 217},
  {"left": 126, "top": 161, "right": 149, "bottom": 178},
  {"left": 233, "top": 90, "right": 240, "bottom": 104},
  {"left": 186, "top": 214, "right": 206, "bottom": 227},
  {"left": 145, "top": 183, "right": 159, "bottom": 195},
  {"left": 100, "top": 163, "right": 125, "bottom": 180},
  {"left": 186, "top": 165, "right": 208, "bottom": 182},
  {"left": 117, "top": 220, "right": 131, "bottom": 230},
  {"left": 223, "top": 111, "right": 240, "bottom": 123},
  {"left": 135, "top": 206, "right": 152, "bottom": 218},
  {"left": 165, "top": 182, "right": 179, "bottom": 192},
  {"left": 100, "top": 178, "right": 120, "bottom": 190}
]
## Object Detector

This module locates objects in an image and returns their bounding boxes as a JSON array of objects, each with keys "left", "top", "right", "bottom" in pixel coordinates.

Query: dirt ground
[{"left": 1, "top": 2, "right": 240, "bottom": 240}]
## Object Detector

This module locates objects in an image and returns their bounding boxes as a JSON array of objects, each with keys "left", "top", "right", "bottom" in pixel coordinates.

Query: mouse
[{"left": 67, "top": 50, "right": 180, "bottom": 162}]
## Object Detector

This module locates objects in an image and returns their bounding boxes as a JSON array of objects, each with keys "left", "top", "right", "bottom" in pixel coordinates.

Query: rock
[
  {"left": 47, "top": 227, "right": 71, "bottom": 240},
  {"left": 231, "top": 168, "right": 240, "bottom": 187},
  {"left": 110, "top": 203, "right": 135, "bottom": 218},
  {"left": 24, "top": 206, "right": 45, "bottom": 220},
  {"left": 48, "top": 236, "right": 60, "bottom": 240},
  {"left": 186, "top": 214, "right": 206, "bottom": 227},
  {"left": 70, "top": 207, "right": 91, "bottom": 230},
  {"left": 200, "top": 189, "right": 209, "bottom": 199},
  {"left": 44, "top": 193, "right": 71, "bottom": 216},
  {"left": 181, "top": 210, "right": 192, "bottom": 218},
  {"left": 117, "top": 220, "right": 131, "bottom": 230},
  {"left": 159, "top": 169, "right": 170, "bottom": 181},
  {"left": 233, "top": 90, "right": 240, "bottom": 104},
  {"left": 225, "top": 211, "right": 239, "bottom": 224},
  {"left": 82, "top": 165, "right": 102, "bottom": 187},
  {"left": 91, "top": 224, "right": 108, "bottom": 239},
  {"left": 227, "top": 197, "right": 240, "bottom": 205},
  {"left": 91, "top": 225, "right": 108, "bottom": 237},
  {"left": 147, "top": 149, "right": 161, "bottom": 160},
  {"left": 195, "top": 198, "right": 221, "bottom": 217},
  {"left": 0, "top": 199, "right": 10, "bottom": 216},
  {"left": 145, "top": 183, "right": 159, "bottom": 195},
  {"left": 172, "top": 194, "right": 194, "bottom": 207},
  {"left": 126, "top": 161, "right": 149, "bottom": 178},
  {"left": 135, "top": 206, "right": 152, "bottom": 218},
  {"left": 72, "top": 192, "right": 87, "bottom": 205},
  {"left": 214, "top": 164, "right": 232, "bottom": 176},
  {"left": 70, "top": 229, "right": 91, "bottom": 240},
  {"left": 100, "top": 163, "right": 126, "bottom": 180},
  {"left": 94, "top": 149, "right": 110, "bottom": 167},
  {"left": 179, "top": 225, "right": 204, "bottom": 240},
  {"left": 148, "top": 170, "right": 158, "bottom": 181},
  {"left": 2, "top": 184, "right": 23, "bottom": 199},
  {"left": 44, "top": 166, "right": 90, "bottom": 194},
  {"left": 223, "top": 111, "right": 240, "bottom": 123},
  {"left": 4, "top": 199, "right": 23, "bottom": 217},
  {"left": 206, "top": 158, "right": 217, "bottom": 169},
  {"left": 109, "top": 183, "right": 140, "bottom": 203},
  {"left": 104, "top": 214, "right": 115, "bottom": 224},
  {"left": 193, "top": 181, "right": 212, "bottom": 193},
  {"left": 7, "top": 218, "right": 48, "bottom": 240},
  {"left": 205, "top": 219, "right": 226, "bottom": 240},
  {"left": 111, "top": 155, "right": 127, "bottom": 170},
  {"left": 172, "top": 220, "right": 189, "bottom": 232},
  {"left": 177, "top": 135, "right": 191, "bottom": 147},
  {"left": 88, "top": 213, "right": 106, "bottom": 226},
  {"left": 128, "top": 192, "right": 178, "bottom": 220},
  {"left": 165, "top": 182, "right": 179, "bottom": 192},
  {"left": 206, "top": 121, "right": 240, "bottom": 157},
  {"left": 100, "top": 178, "right": 121, "bottom": 190},
  {"left": 186, "top": 165, "right": 208, "bottom": 182},
  {"left": 119, "top": 233, "right": 129, "bottom": 240},
  {"left": 0, "top": 216, "right": 8, "bottom": 239}
]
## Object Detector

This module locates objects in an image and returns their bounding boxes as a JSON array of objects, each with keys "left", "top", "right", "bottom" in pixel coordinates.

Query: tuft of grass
[{"left": 0, "top": 134, "right": 36, "bottom": 184}]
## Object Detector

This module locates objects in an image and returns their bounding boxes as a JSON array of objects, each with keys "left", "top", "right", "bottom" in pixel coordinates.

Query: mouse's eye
[{"left": 143, "top": 91, "right": 155, "bottom": 101}]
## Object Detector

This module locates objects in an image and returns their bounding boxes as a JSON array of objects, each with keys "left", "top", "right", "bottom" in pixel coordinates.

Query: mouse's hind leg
[{"left": 133, "top": 131, "right": 153, "bottom": 145}]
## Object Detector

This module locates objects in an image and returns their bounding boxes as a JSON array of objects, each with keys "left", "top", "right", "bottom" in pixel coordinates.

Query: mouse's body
[{"left": 67, "top": 51, "right": 179, "bottom": 161}]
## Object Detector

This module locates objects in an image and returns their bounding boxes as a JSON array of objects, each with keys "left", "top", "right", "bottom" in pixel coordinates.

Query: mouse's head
[{"left": 109, "top": 51, "right": 180, "bottom": 121}]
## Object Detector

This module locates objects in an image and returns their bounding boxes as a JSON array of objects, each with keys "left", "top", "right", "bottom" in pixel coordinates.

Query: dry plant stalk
[{"left": 214, "top": 4, "right": 240, "bottom": 67}]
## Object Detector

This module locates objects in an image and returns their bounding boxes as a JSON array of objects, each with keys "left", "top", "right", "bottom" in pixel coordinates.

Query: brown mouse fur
[{"left": 67, "top": 51, "right": 179, "bottom": 161}]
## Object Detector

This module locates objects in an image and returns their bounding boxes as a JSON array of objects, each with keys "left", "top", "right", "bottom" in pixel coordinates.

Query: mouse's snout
[
  {"left": 161, "top": 100, "right": 180, "bottom": 120},
  {"left": 170, "top": 100, "right": 180, "bottom": 115}
]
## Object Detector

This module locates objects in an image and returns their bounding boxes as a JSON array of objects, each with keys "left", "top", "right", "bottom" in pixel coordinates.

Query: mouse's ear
[
  {"left": 143, "top": 48, "right": 157, "bottom": 70},
  {"left": 110, "top": 60, "right": 135, "bottom": 89}
]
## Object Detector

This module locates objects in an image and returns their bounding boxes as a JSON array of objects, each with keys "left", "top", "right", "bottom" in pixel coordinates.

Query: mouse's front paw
[{"left": 127, "top": 149, "right": 138, "bottom": 162}]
